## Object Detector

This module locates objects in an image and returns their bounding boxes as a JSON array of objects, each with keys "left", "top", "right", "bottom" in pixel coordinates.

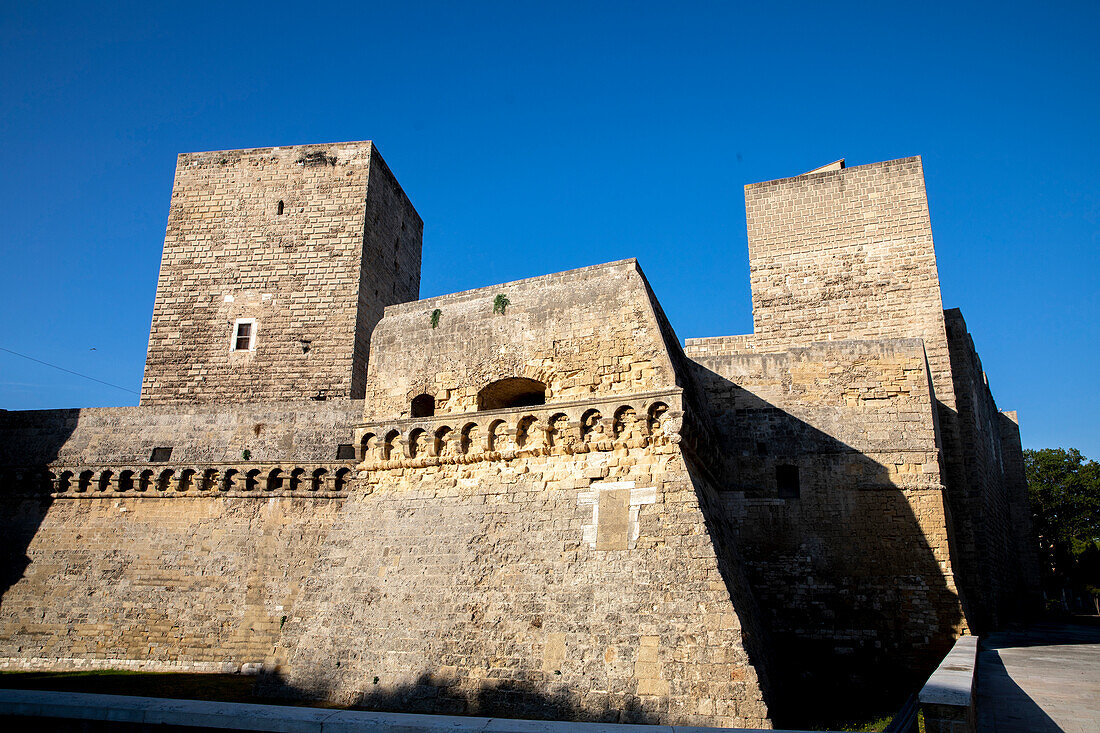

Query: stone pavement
[{"left": 977, "top": 621, "right": 1100, "bottom": 732}]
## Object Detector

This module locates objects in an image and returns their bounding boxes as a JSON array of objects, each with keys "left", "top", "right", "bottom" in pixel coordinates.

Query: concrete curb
[{"left": 0, "top": 689, "right": 795, "bottom": 732}]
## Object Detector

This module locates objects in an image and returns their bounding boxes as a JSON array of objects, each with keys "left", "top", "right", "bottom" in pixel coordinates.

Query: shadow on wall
[
  {"left": 257, "top": 670, "right": 666, "bottom": 725},
  {"left": 0, "top": 409, "right": 79, "bottom": 607},
  {"left": 685, "top": 364, "right": 965, "bottom": 728}
]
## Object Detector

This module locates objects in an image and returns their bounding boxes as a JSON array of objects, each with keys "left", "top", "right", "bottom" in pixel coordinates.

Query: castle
[{"left": 0, "top": 143, "right": 1040, "bottom": 728}]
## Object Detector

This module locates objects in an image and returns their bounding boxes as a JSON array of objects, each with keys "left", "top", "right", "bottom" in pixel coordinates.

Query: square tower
[
  {"left": 743, "top": 156, "right": 955, "bottom": 410},
  {"left": 140, "top": 141, "right": 422, "bottom": 404}
]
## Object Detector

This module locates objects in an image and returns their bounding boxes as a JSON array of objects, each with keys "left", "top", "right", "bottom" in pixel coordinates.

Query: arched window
[
  {"left": 487, "top": 419, "right": 507, "bottom": 451},
  {"left": 434, "top": 426, "right": 452, "bottom": 456},
  {"left": 383, "top": 430, "right": 401, "bottom": 461},
  {"left": 647, "top": 402, "right": 669, "bottom": 436},
  {"left": 548, "top": 413, "right": 570, "bottom": 448},
  {"left": 360, "top": 432, "right": 376, "bottom": 461},
  {"left": 581, "top": 409, "right": 603, "bottom": 442},
  {"left": 614, "top": 406, "right": 637, "bottom": 439},
  {"left": 411, "top": 393, "right": 435, "bottom": 418},
  {"left": 461, "top": 423, "right": 479, "bottom": 454},
  {"left": 408, "top": 428, "right": 426, "bottom": 458},
  {"left": 477, "top": 378, "right": 546, "bottom": 411},
  {"left": 276, "top": 200, "right": 284, "bottom": 215},
  {"left": 516, "top": 415, "right": 540, "bottom": 448}
]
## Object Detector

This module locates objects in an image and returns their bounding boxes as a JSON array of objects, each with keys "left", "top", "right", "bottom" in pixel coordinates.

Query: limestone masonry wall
[
  {"left": 253, "top": 261, "right": 773, "bottom": 727},
  {"left": 684, "top": 157, "right": 1031, "bottom": 634},
  {"left": 942, "top": 310, "right": 1042, "bottom": 627},
  {"left": 140, "top": 141, "right": 421, "bottom": 404},
  {"left": 689, "top": 339, "right": 967, "bottom": 708},
  {"left": 0, "top": 401, "right": 363, "bottom": 674},
  {"left": 687, "top": 157, "right": 954, "bottom": 409},
  {"left": 266, "top": 419, "right": 772, "bottom": 728},
  {"left": 0, "top": 400, "right": 361, "bottom": 466},
  {"left": 997, "top": 410, "right": 1044, "bottom": 618},
  {"left": 361, "top": 260, "right": 675, "bottom": 421},
  {"left": 0, "top": 494, "right": 342, "bottom": 674}
]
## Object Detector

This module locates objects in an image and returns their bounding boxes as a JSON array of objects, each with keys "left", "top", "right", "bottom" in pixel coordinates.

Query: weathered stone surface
[
  {"left": 684, "top": 158, "right": 1041, "bottom": 639},
  {"left": 141, "top": 141, "right": 421, "bottom": 404}
]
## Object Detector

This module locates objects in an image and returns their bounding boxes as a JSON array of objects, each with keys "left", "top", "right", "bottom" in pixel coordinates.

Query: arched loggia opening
[{"left": 476, "top": 378, "right": 546, "bottom": 411}]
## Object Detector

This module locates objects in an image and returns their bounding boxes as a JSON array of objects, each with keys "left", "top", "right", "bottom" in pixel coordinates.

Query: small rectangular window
[
  {"left": 150, "top": 447, "right": 173, "bottom": 462},
  {"left": 235, "top": 322, "right": 251, "bottom": 350},
  {"left": 232, "top": 319, "right": 256, "bottom": 351},
  {"left": 336, "top": 444, "right": 355, "bottom": 460},
  {"left": 776, "top": 464, "right": 800, "bottom": 499}
]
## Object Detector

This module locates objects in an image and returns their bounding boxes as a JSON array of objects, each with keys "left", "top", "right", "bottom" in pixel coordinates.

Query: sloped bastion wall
[{"left": 261, "top": 261, "right": 774, "bottom": 727}]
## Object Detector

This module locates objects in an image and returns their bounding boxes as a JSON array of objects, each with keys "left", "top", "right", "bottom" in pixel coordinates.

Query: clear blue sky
[{"left": 1, "top": 2, "right": 1097, "bottom": 456}]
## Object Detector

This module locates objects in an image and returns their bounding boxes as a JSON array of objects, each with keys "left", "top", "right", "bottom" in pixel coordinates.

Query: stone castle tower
[{"left": 141, "top": 141, "right": 422, "bottom": 404}]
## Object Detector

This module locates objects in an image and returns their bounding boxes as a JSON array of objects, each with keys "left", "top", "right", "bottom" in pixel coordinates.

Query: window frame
[{"left": 231, "top": 318, "right": 257, "bottom": 352}]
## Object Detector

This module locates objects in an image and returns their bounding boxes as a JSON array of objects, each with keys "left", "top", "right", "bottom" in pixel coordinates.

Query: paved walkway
[{"left": 977, "top": 621, "right": 1100, "bottom": 732}]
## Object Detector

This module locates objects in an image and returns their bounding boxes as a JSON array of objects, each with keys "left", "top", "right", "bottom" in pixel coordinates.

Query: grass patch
[
  {"left": 828, "top": 713, "right": 894, "bottom": 731},
  {"left": 781, "top": 703, "right": 901, "bottom": 731}
]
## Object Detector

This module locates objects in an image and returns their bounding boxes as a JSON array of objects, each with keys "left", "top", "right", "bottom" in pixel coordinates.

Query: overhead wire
[{"left": 0, "top": 346, "right": 140, "bottom": 395}]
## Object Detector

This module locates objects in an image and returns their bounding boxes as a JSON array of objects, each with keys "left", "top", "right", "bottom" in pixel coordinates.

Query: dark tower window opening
[
  {"left": 777, "top": 464, "right": 800, "bottom": 499},
  {"left": 477, "top": 378, "right": 546, "bottom": 411},
  {"left": 276, "top": 200, "right": 284, "bottom": 215},
  {"left": 411, "top": 393, "right": 435, "bottom": 418}
]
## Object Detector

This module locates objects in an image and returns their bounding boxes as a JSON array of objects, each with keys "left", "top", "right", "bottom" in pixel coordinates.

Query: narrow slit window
[
  {"left": 276, "top": 200, "right": 284, "bottom": 215},
  {"left": 232, "top": 319, "right": 255, "bottom": 351}
]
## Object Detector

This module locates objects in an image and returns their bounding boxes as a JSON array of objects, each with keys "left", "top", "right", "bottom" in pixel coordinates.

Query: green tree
[{"left": 1024, "top": 448, "right": 1100, "bottom": 592}]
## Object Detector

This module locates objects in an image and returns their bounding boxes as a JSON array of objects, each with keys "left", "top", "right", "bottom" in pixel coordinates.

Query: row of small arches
[
  {"left": 361, "top": 402, "right": 670, "bottom": 462},
  {"left": 11, "top": 466, "right": 354, "bottom": 494}
]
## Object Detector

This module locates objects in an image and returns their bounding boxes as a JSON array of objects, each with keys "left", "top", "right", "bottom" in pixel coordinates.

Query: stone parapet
[
  {"left": 1, "top": 461, "right": 356, "bottom": 497},
  {"left": 355, "top": 388, "right": 682, "bottom": 468},
  {"left": 918, "top": 635, "right": 977, "bottom": 733}
]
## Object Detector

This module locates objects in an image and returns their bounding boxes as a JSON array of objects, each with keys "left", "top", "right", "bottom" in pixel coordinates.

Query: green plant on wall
[
  {"left": 430, "top": 308, "right": 442, "bottom": 329},
  {"left": 242, "top": 449, "right": 251, "bottom": 461},
  {"left": 493, "top": 293, "right": 510, "bottom": 315}
]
